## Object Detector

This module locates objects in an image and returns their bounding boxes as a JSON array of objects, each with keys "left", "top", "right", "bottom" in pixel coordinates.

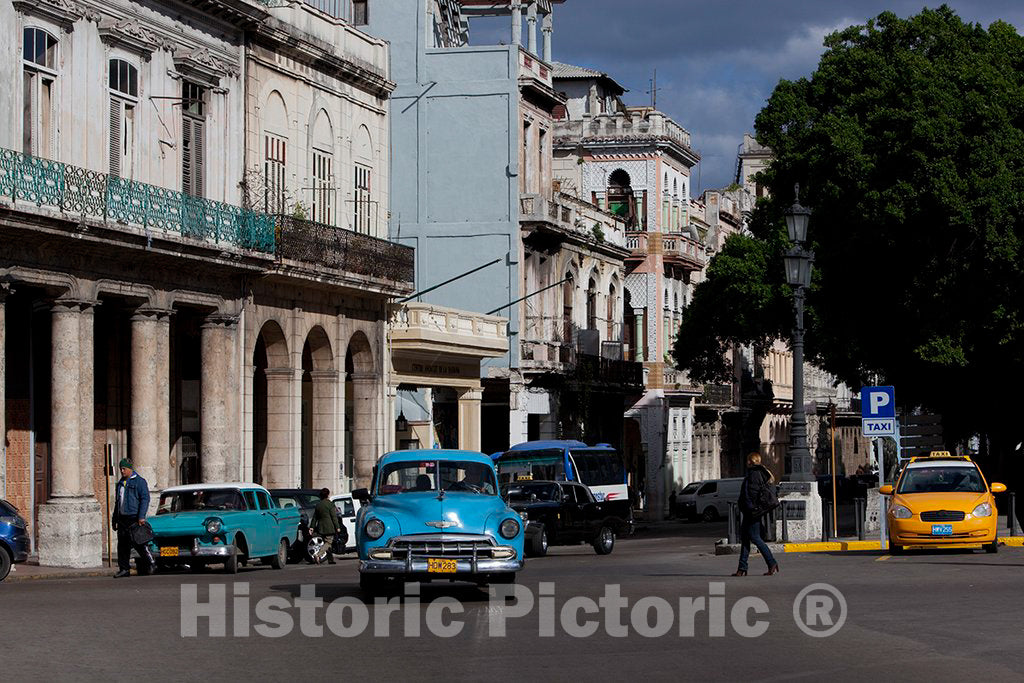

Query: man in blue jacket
[{"left": 112, "top": 459, "right": 153, "bottom": 577}]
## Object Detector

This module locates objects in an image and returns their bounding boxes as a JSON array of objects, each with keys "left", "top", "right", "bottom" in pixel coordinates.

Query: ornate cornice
[
  {"left": 12, "top": 0, "right": 96, "bottom": 32},
  {"left": 98, "top": 18, "right": 164, "bottom": 59},
  {"left": 173, "top": 46, "right": 238, "bottom": 85}
]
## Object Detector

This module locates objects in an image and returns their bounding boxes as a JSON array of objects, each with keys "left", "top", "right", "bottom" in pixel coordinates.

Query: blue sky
[{"left": 468, "top": 1, "right": 1024, "bottom": 195}]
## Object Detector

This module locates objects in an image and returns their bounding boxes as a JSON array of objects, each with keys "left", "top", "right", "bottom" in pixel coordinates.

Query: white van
[{"left": 676, "top": 478, "right": 743, "bottom": 521}]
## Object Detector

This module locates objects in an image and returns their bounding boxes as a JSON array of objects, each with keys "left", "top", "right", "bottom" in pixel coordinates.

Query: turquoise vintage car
[
  {"left": 354, "top": 450, "right": 526, "bottom": 593},
  {"left": 149, "top": 483, "right": 300, "bottom": 573}
]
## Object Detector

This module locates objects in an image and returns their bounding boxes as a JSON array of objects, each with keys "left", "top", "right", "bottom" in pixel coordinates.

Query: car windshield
[
  {"left": 378, "top": 460, "right": 497, "bottom": 495},
  {"left": 507, "top": 482, "right": 561, "bottom": 502},
  {"left": 157, "top": 489, "right": 247, "bottom": 514},
  {"left": 680, "top": 482, "right": 701, "bottom": 495},
  {"left": 897, "top": 465, "right": 985, "bottom": 494},
  {"left": 272, "top": 492, "right": 319, "bottom": 509}
]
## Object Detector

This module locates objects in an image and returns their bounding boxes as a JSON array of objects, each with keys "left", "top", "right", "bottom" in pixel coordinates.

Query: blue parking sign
[{"left": 861, "top": 386, "right": 895, "bottom": 419}]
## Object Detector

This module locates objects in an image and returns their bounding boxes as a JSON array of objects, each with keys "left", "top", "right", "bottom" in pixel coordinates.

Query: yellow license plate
[
  {"left": 160, "top": 547, "right": 179, "bottom": 557},
  {"left": 427, "top": 558, "right": 457, "bottom": 573}
]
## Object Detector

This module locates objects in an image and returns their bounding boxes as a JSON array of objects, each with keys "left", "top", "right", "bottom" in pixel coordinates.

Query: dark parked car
[
  {"left": 269, "top": 488, "right": 348, "bottom": 562},
  {"left": 0, "top": 499, "right": 30, "bottom": 581},
  {"left": 504, "top": 480, "right": 628, "bottom": 557}
]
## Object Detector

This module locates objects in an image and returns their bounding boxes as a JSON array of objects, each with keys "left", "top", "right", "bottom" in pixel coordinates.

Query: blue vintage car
[
  {"left": 0, "top": 499, "right": 30, "bottom": 581},
  {"left": 354, "top": 450, "right": 525, "bottom": 593},
  {"left": 149, "top": 483, "right": 301, "bottom": 573}
]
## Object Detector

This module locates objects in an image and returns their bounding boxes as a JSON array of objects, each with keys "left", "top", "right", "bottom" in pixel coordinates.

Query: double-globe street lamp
[{"left": 783, "top": 184, "right": 815, "bottom": 482}]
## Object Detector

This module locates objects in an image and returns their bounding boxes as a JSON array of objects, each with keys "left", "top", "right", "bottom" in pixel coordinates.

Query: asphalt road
[{"left": 4, "top": 522, "right": 1023, "bottom": 681}]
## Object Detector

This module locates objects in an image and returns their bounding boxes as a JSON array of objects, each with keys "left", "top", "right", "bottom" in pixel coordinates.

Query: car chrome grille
[
  {"left": 392, "top": 538, "right": 495, "bottom": 559},
  {"left": 920, "top": 510, "right": 965, "bottom": 522}
]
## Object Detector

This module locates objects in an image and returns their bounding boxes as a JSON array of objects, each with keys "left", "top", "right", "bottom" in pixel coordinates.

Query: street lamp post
[{"left": 783, "top": 184, "right": 815, "bottom": 482}]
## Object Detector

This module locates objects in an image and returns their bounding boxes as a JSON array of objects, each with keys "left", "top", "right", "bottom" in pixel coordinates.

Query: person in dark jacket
[
  {"left": 733, "top": 452, "right": 779, "bottom": 576},
  {"left": 112, "top": 459, "right": 153, "bottom": 578},
  {"left": 312, "top": 488, "right": 342, "bottom": 565}
]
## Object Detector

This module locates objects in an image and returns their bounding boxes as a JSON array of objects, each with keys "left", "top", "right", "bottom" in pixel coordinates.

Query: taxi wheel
[
  {"left": 888, "top": 537, "right": 905, "bottom": 555},
  {"left": 984, "top": 540, "right": 999, "bottom": 554}
]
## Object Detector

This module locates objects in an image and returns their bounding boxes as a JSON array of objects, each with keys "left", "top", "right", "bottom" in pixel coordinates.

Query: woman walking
[{"left": 732, "top": 452, "right": 779, "bottom": 576}]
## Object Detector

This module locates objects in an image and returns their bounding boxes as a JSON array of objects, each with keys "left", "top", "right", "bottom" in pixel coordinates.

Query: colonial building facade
[
  {"left": 365, "top": 0, "right": 639, "bottom": 456},
  {"left": 552, "top": 64, "right": 704, "bottom": 517},
  {"left": 0, "top": 0, "right": 413, "bottom": 566}
]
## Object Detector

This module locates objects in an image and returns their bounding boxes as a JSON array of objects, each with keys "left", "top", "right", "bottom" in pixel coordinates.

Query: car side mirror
[
  {"left": 991, "top": 482, "right": 1007, "bottom": 494},
  {"left": 352, "top": 488, "right": 370, "bottom": 503},
  {"left": 879, "top": 485, "right": 894, "bottom": 495}
]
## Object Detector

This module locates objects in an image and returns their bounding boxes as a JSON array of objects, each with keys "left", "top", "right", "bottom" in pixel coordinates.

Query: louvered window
[
  {"left": 264, "top": 134, "right": 287, "bottom": 214},
  {"left": 108, "top": 59, "right": 138, "bottom": 178},
  {"left": 312, "top": 149, "right": 333, "bottom": 225},
  {"left": 353, "top": 164, "right": 371, "bottom": 234},
  {"left": 23, "top": 28, "right": 58, "bottom": 158},
  {"left": 182, "top": 81, "right": 206, "bottom": 197}
]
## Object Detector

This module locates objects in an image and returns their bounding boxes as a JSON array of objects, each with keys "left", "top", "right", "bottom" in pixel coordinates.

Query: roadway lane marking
[{"left": 876, "top": 555, "right": 891, "bottom": 561}]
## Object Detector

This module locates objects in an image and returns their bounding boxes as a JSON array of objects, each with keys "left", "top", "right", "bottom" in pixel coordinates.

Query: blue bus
[{"left": 494, "top": 440, "right": 629, "bottom": 504}]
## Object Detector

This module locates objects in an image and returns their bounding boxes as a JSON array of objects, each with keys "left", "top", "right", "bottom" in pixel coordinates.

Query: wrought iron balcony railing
[
  {"left": 0, "top": 148, "right": 275, "bottom": 253},
  {"left": 273, "top": 214, "right": 414, "bottom": 283}
]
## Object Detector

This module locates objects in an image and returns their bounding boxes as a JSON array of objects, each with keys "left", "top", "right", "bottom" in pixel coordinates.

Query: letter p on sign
[{"left": 861, "top": 386, "right": 896, "bottom": 419}]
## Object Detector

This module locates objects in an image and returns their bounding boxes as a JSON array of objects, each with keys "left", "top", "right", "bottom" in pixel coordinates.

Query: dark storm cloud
[{"left": 522, "top": 0, "right": 1024, "bottom": 193}]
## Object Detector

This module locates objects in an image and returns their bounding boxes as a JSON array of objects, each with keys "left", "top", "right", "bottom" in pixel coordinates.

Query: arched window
[
  {"left": 353, "top": 124, "right": 373, "bottom": 234},
  {"left": 607, "top": 169, "right": 637, "bottom": 229},
  {"left": 311, "top": 109, "right": 334, "bottom": 224},
  {"left": 108, "top": 58, "right": 139, "bottom": 178},
  {"left": 263, "top": 91, "right": 288, "bottom": 214},
  {"left": 562, "top": 272, "right": 575, "bottom": 345},
  {"left": 23, "top": 28, "right": 58, "bottom": 157},
  {"left": 607, "top": 282, "right": 617, "bottom": 339},
  {"left": 586, "top": 277, "right": 598, "bottom": 331}
]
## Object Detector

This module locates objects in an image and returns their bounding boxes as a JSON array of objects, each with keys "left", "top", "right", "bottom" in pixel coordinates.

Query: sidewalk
[
  {"left": 5, "top": 559, "right": 117, "bottom": 582},
  {"left": 715, "top": 534, "right": 1024, "bottom": 555}
]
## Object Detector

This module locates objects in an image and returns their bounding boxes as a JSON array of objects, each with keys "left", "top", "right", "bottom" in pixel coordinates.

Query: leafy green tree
[{"left": 675, "top": 6, "right": 1024, "bottom": 449}]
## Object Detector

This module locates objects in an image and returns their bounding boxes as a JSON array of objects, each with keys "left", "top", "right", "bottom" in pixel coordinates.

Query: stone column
[
  {"left": 37, "top": 298, "right": 102, "bottom": 567},
  {"left": 526, "top": 2, "right": 537, "bottom": 55},
  {"left": 351, "top": 373, "right": 379, "bottom": 488},
  {"left": 200, "top": 314, "right": 238, "bottom": 483},
  {"left": 263, "top": 367, "right": 295, "bottom": 488},
  {"left": 541, "top": 11, "right": 552, "bottom": 62},
  {"left": 78, "top": 300, "right": 97, "bottom": 504},
  {"left": 130, "top": 308, "right": 160, "bottom": 509},
  {"left": 510, "top": 2, "right": 522, "bottom": 47},
  {"left": 310, "top": 369, "right": 340, "bottom": 492},
  {"left": 0, "top": 284, "right": 9, "bottom": 498},
  {"left": 155, "top": 312, "right": 171, "bottom": 490},
  {"left": 457, "top": 387, "right": 483, "bottom": 452}
]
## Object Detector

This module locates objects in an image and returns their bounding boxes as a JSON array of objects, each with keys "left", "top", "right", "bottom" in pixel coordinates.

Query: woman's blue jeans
[{"left": 738, "top": 515, "right": 776, "bottom": 571}]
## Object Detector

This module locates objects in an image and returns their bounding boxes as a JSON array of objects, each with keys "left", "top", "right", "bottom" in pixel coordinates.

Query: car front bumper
[
  {"left": 889, "top": 516, "right": 996, "bottom": 546},
  {"left": 8, "top": 531, "right": 30, "bottom": 563},
  {"left": 360, "top": 558, "right": 523, "bottom": 574},
  {"left": 152, "top": 541, "right": 238, "bottom": 560}
]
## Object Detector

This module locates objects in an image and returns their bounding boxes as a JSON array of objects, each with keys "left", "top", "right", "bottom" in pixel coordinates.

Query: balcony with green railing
[{"left": 0, "top": 147, "right": 276, "bottom": 253}]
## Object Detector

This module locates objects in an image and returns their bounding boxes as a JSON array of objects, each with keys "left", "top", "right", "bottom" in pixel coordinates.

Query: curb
[
  {"left": 715, "top": 536, "right": 1024, "bottom": 555},
  {"left": 6, "top": 568, "right": 114, "bottom": 582}
]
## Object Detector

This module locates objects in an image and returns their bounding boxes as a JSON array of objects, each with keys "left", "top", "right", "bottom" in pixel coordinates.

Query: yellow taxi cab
[{"left": 880, "top": 451, "right": 1005, "bottom": 554}]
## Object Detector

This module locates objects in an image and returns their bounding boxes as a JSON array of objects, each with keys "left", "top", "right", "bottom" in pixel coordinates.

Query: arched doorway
[
  {"left": 607, "top": 169, "right": 638, "bottom": 229},
  {"left": 345, "top": 331, "right": 376, "bottom": 487},
  {"left": 252, "top": 320, "right": 289, "bottom": 487},
  {"left": 301, "top": 326, "right": 333, "bottom": 489}
]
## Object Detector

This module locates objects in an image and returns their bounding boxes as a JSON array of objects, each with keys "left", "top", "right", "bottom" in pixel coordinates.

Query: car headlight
[
  {"left": 499, "top": 518, "right": 520, "bottom": 539},
  {"left": 365, "top": 518, "right": 385, "bottom": 540},
  {"left": 890, "top": 505, "right": 912, "bottom": 519},
  {"left": 205, "top": 517, "right": 223, "bottom": 534},
  {"left": 972, "top": 503, "right": 992, "bottom": 518}
]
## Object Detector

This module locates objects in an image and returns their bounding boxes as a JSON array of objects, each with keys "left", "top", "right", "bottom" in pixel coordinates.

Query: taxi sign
[
  {"left": 861, "top": 386, "right": 896, "bottom": 437},
  {"left": 516, "top": 473, "right": 533, "bottom": 481}
]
